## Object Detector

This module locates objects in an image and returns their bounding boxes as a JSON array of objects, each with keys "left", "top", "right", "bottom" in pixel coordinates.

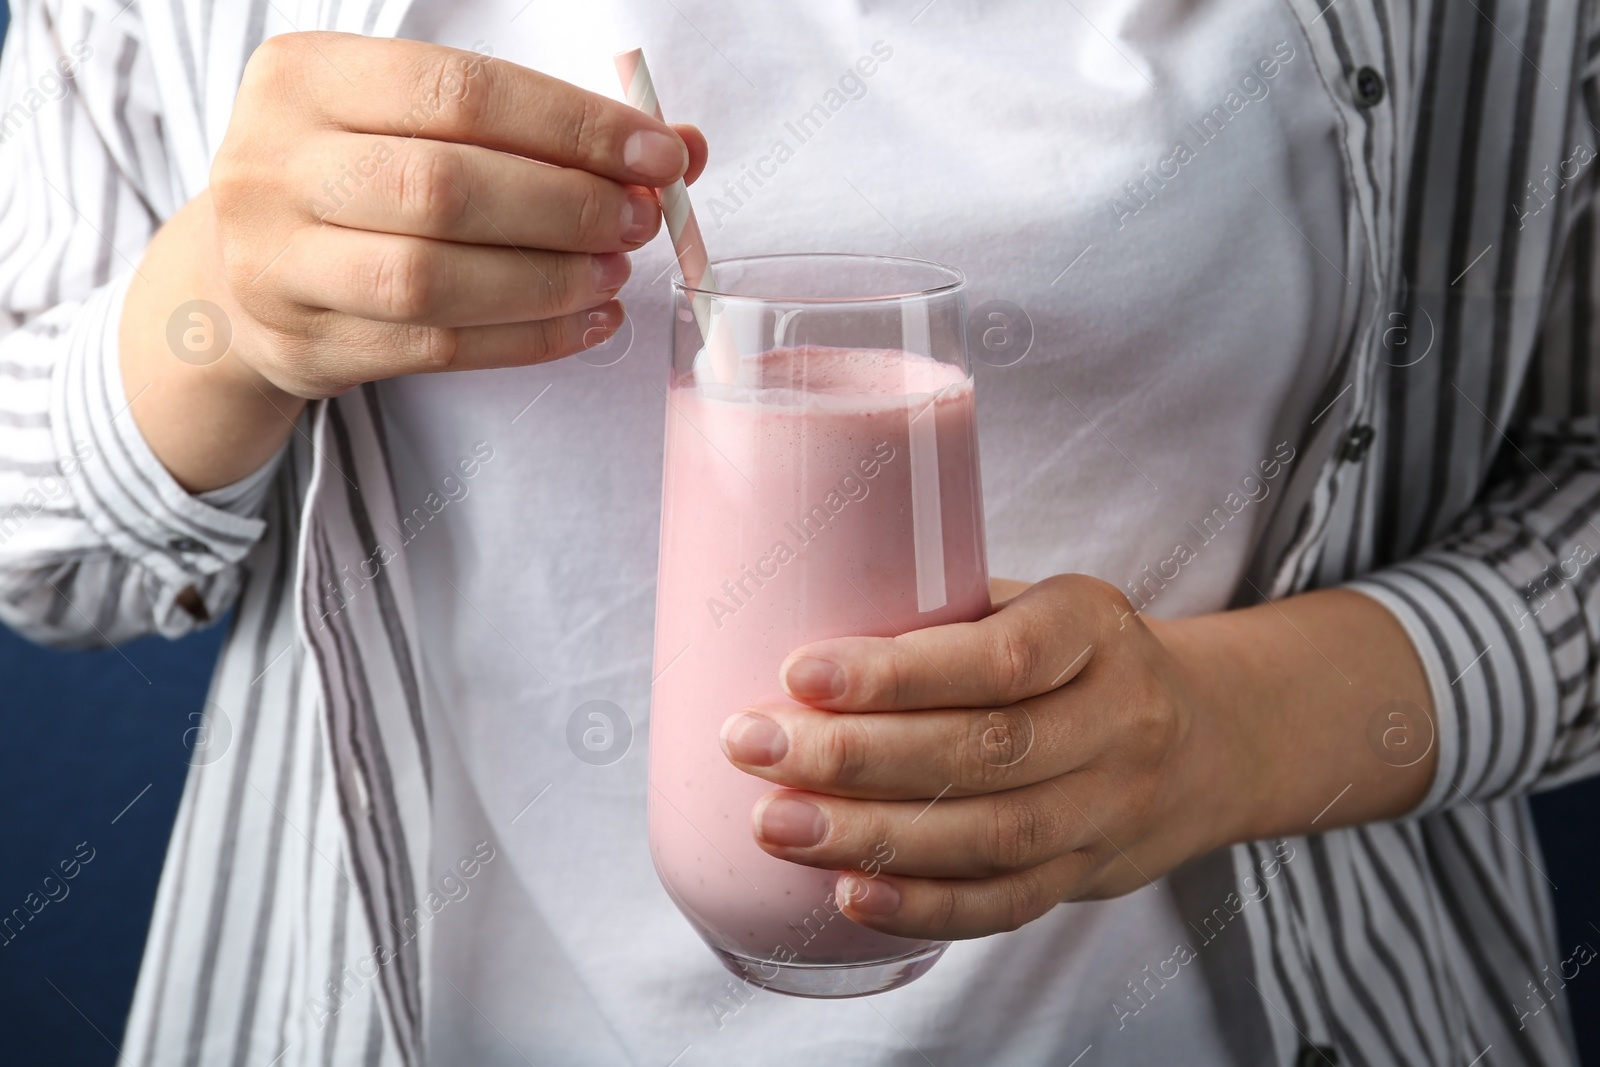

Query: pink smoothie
[{"left": 649, "top": 345, "right": 989, "bottom": 971}]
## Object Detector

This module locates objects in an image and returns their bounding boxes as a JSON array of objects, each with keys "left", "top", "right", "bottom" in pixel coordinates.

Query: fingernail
[
  {"left": 720, "top": 712, "right": 787, "bottom": 767},
  {"left": 783, "top": 657, "right": 845, "bottom": 701},
  {"left": 592, "top": 252, "right": 630, "bottom": 293},
  {"left": 622, "top": 130, "right": 686, "bottom": 181},
  {"left": 839, "top": 874, "right": 900, "bottom": 916},
  {"left": 581, "top": 303, "right": 623, "bottom": 347},
  {"left": 620, "top": 192, "right": 657, "bottom": 244},
  {"left": 755, "top": 796, "right": 827, "bottom": 848}
]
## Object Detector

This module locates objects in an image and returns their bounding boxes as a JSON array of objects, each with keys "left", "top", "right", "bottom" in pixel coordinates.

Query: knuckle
[
  {"left": 990, "top": 622, "right": 1039, "bottom": 701},
  {"left": 1098, "top": 577, "right": 1137, "bottom": 618},
  {"left": 545, "top": 255, "right": 588, "bottom": 312},
  {"left": 412, "top": 323, "right": 464, "bottom": 369},
  {"left": 391, "top": 146, "right": 467, "bottom": 231},
  {"left": 961, "top": 710, "right": 1024, "bottom": 789},
  {"left": 242, "top": 33, "right": 308, "bottom": 93},
  {"left": 219, "top": 243, "right": 288, "bottom": 317},
  {"left": 987, "top": 795, "right": 1052, "bottom": 872},
  {"left": 952, "top": 721, "right": 989, "bottom": 791},
  {"left": 414, "top": 52, "right": 488, "bottom": 133},
  {"left": 207, "top": 152, "right": 249, "bottom": 210},
  {"left": 1001, "top": 869, "right": 1051, "bottom": 932},
  {"left": 572, "top": 180, "right": 611, "bottom": 248},
  {"left": 367, "top": 242, "right": 438, "bottom": 321},
  {"left": 875, "top": 640, "right": 911, "bottom": 707},
  {"left": 210, "top": 147, "right": 281, "bottom": 221},
  {"left": 400, "top": 322, "right": 461, "bottom": 370},
  {"left": 1077, "top": 573, "right": 1137, "bottom": 635},
  {"left": 1120, "top": 776, "right": 1159, "bottom": 829},
  {"left": 1124, "top": 673, "right": 1181, "bottom": 757},
  {"left": 815, "top": 719, "right": 871, "bottom": 790},
  {"left": 282, "top": 363, "right": 343, "bottom": 398},
  {"left": 1141, "top": 695, "right": 1182, "bottom": 753},
  {"left": 539, "top": 313, "right": 586, "bottom": 361},
  {"left": 266, "top": 330, "right": 312, "bottom": 372},
  {"left": 564, "top": 93, "right": 604, "bottom": 164},
  {"left": 931, "top": 882, "right": 961, "bottom": 933},
  {"left": 266, "top": 325, "right": 345, "bottom": 397}
]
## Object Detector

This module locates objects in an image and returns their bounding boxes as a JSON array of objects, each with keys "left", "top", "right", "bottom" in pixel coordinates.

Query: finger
[
  {"left": 749, "top": 781, "right": 1090, "bottom": 879},
  {"left": 254, "top": 34, "right": 690, "bottom": 184},
  {"left": 294, "top": 133, "right": 662, "bottom": 252},
  {"left": 831, "top": 858, "right": 1083, "bottom": 941},
  {"left": 279, "top": 226, "right": 629, "bottom": 326},
  {"left": 285, "top": 301, "right": 625, "bottom": 391},
  {"left": 720, "top": 700, "right": 1078, "bottom": 799},
  {"left": 780, "top": 574, "right": 1119, "bottom": 712},
  {"left": 672, "top": 123, "right": 709, "bottom": 185}
]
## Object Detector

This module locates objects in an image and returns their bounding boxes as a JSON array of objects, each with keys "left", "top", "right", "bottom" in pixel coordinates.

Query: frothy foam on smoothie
[{"left": 693, "top": 346, "right": 968, "bottom": 411}]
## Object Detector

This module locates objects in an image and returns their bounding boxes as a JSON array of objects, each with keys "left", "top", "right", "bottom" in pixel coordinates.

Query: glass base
[{"left": 712, "top": 942, "right": 948, "bottom": 999}]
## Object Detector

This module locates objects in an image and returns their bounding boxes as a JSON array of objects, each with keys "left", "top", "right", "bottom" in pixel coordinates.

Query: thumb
[{"left": 779, "top": 574, "right": 1112, "bottom": 712}]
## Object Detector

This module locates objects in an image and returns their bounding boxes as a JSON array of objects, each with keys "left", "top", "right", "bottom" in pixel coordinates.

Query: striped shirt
[{"left": 1, "top": 0, "right": 1598, "bottom": 1064}]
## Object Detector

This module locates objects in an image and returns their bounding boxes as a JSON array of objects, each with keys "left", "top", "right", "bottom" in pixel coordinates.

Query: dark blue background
[
  {"left": 1, "top": 623, "right": 226, "bottom": 1064},
  {"left": 1, "top": 6, "right": 1596, "bottom": 1063}
]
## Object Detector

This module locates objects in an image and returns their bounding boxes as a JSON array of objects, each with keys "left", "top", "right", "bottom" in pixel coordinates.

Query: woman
[{"left": 0, "top": 0, "right": 1594, "bottom": 1063}]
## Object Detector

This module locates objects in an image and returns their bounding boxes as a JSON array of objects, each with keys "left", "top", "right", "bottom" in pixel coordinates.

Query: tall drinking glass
[{"left": 649, "top": 253, "right": 989, "bottom": 998}]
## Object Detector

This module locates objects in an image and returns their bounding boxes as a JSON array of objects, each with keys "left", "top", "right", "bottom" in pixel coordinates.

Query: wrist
[
  {"left": 120, "top": 193, "right": 304, "bottom": 492},
  {"left": 1150, "top": 589, "right": 1437, "bottom": 846},
  {"left": 1147, "top": 611, "right": 1286, "bottom": 850}
]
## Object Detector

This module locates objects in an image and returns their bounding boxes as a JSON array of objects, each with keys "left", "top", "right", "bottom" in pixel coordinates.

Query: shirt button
[
  {"left": 168, "top": 536, "right": 209, "bottom": 554},
  {"left": 1296, "top": 1046, "right": 1340, "bottom": 1067},
  {"left": 1339, "top": 424, "right": 1375, "bottom": 463},
  {"left": 1349, "top": 65, "right": 1385, "bottom": 107}
]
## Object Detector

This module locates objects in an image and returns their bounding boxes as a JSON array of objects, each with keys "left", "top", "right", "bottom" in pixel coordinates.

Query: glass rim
[{"left": 672, "top": 252, "right": 966, "bottom": 305}]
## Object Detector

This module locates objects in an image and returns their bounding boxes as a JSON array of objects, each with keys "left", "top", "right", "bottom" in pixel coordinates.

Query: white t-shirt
[{"left": 381, "top": 1, "right": 1348, "bottom": 1063}]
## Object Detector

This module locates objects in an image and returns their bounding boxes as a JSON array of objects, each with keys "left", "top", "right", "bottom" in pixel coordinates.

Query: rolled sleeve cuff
[
  {"left": 50, "top": 272, "right": 275, "bottom": 613},
  {"left": 1348, "top": 553, "right": 1561, "bottom": 815}
]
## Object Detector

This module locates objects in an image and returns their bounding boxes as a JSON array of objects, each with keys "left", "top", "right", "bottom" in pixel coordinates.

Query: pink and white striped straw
[{"left": 613, "top": 48, "right": 739, "bottom": 384}]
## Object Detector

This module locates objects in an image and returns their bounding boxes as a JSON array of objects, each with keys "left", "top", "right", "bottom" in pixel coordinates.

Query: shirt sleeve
[
  {"left": 0, "top": 0, "right": 275, "bottom": 649},
  {"left": 1347, "top": 78, "right": 1600, "bottom": 812}
]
